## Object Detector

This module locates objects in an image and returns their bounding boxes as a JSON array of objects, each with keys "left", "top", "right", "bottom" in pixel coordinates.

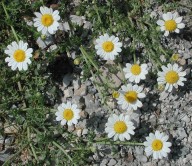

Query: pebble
[
  {"left": 82, "top": 128, "right": 88, "bottom": 135},
  {"left": 137, "top": 155, "right": 147, "bottom": 162},
  {"left": 107, "top": 159, "right": 117, "bottom": 166},
  {"left": 64, "top": 87, "right": 73, "bottom": 98},
  {"left": 176, "top": 128, "right": 188, "bottom": 140},
  {"left": 63, "top": 74, "right": 73, "bottom": 88},
  {"left": 73, "top": 79, "right": 81, "bottom": 90},
  {"left": 74, "top": 84, "right": 87, "bottom": 96}
]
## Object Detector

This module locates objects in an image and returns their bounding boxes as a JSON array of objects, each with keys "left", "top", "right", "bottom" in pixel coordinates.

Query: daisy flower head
[
  {"left": 144, "top": 130, "right": 172, "bottom": 159},
  {"left": 34, "top": 6, "right": 60, "bottom": 34},
  {"left": 157, "top": 12, "right": 185, "bottom": 36},
  {"left": 95, "top": 33, "right": 122, "bottom": 60},
  {"left": 123, "top": 63, "right": 148, "bottom": 83},
  {"left": 157, "top": 63, "right": 186, "bottom": 92},
  {"left": 112, "top": 91, "right": 120, "bottom": 99},
  {"left": 117, "top": 84, "right": 146, "bottom": 111},
  {"left": 105, "top": 114, "right": 135, "bottom": 141},
  {"left": 55, "top": 102, "right": 80, "bottom": 126},
  {"left": 4, "top": 41, "right": 33, "bottom": 71}
]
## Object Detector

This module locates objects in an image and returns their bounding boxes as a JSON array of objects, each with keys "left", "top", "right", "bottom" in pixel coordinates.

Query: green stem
[
  {"left": 159, "top": 46, "right": 168, "bottom": 57},
  {"left": 17, "top": 81, "right": 26, "bottom": 108},
  {"left": 27, "top": 127, "right": 39, "bottom": 162},
  {"left": 132, "top": 39, "right": 137, "bottom": 64},
  {"left": 96, "top": 140, "right": 144, "bottom": 146},
  {"left": 52, "top": 141, "right": 77, "bottom": 166},
  {"left": 80, "top": 46, "right": 115, "bottom": 89},
  {"left": 118, "top": 62, "right": 126, "bottom": 83},
  {"left": 2, "top": 2, "right": 19, "bottom": 42},
  {"left": 81, "top": 48, "right": 106, "bottom": 104},
  {"left": 93, "top": 0, "right": 105, "bottom": 33},
  {"left": 80, "top": 46, "right": 99, "bottom": 71},
  {"left": 94, "top": 137, "right": 143, "bottom": 146}
]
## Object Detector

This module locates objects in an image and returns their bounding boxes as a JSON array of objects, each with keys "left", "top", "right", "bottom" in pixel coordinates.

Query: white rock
[
  {"left": 74, "top": 84, "right": 87, "bottom": 96},
  {"left": 108, "top": 159, "right": 117, "bottom": 166},
  {"left": 73, "top": 79, "right": 81, "bottom": 90},
  {"left": 82, "top": 129, "right": 88, "bottom": 135},
  {"left": 64, "top": 87, "right": 73, "bottom": 98}
]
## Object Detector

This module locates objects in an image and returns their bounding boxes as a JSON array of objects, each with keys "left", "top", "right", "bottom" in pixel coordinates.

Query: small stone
[
  {"left": 93, "top": 154, "right": 99, "bottom": 160},
  {"left": 82, "top": 129, "right": 88, "bottom": 135},
  {"left": 159, "top": 91, "right": 169, "bottom": 101},
  {"left": 72, "top": 96, "right": 85, "bottom": 109},
  {"left": 63, "top": 74, "right": 73, "bottom": 88},
  {"left": 181, "top": 115, "right": 190, "bottom": 123},
  {"left": 176, "top": 128, "right": 187, "bottom": 140},
  {"left": 101, "top": 159, "right": 108, "bottom": 165},
  {"left": 84, "top": 94, "right": 100, "bottom": 114},
  {"left": 74, "top": 84, "right": 87, "bottom": 96},
  {"left": 4, "top": 123, "right": 19, "bottom": 134},
  {"left": 106, "top": 98, "right": 116, "bottom": 109},
  {"left": 137, "top": 155, "right": 147, "bottom": 162},
  {"left": 79, "top": 111, "right": 88, "bottom": 118},
  {"left": 178, "top": 58, "right": 186, "bottom": 65},
  {"left": 59, "top": 21, "right": 70, "bottom": 31},
  {"left": 130, "top": 111, "right": 140, "bottom": 128},
  {"left": 0, "top": 151, "right": 10, "bottom": 162},
  {"left": 126, "top": 152, "right": 134, "bottom": 162},
  {"left": 47, "top": 44, "right": 57, "bottom": 52},
  {"left": 108, "top": 159, "right": 117, "bottom": 166},
  {"left": 135, "top": 147, "right": 143, "bottom": 155},
  {"left": 73, "top": 79, "right": 81, "bottom": 90},
  {"left": 64, "top": 87, "right": 73, "bottom": 98},
  {"left": 4, "top": 136, "right": 14, "bottom": 147},
  {"left": 76, "top": 129, "right": 82, "bottom": 137},
  {"left": 68, "top": 125, "right": 75, "bottom": 132}
]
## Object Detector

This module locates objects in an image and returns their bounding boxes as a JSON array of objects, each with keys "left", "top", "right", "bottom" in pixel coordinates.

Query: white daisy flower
[
  {"left": 34, "top": 6, "right": 60, "bottom": 34},
  {"left": 157, "top": 12, "right": 185, "bottom": 36},
  {"left": 55, "top": 102, "right": 80, "bottom": 126},
  {"left": 117, "top": 84, "right": 146, "bottom": 111},
  {"left": 95, "top": 33, "right": 122, "bottom": 60},
  {"left": 144, "top": 130, "right": 172, "bottom": 159},
  {"left": 157, "top": 63, "right": 186, "bottom": 92},
  {"left": 105, "top": 114, "right": 135, "bottom": 141},
  {"left": 4, "top": 41, "right": 33, "bottom": 71},
  {"left": 123, "top": 63, "right": 148, "bottom": 83}
]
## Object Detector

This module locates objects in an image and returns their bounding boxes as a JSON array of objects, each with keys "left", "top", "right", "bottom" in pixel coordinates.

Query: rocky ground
[{"left": 0, "top": 0, "right": 192, "bottom": 165}]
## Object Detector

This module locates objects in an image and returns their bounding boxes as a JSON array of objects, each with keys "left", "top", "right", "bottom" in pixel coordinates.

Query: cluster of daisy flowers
[{"left": 3, "top": 6, "right": 188, "bottom": 160}]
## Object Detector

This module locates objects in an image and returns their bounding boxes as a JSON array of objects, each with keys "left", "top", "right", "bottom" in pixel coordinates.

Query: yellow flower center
[
  {"left": 171, "top": 54, "right": 179, "bottom": 61},
  {"left": 164, "top": 20, "right": 177, "bottom": 31},
  {"left": 102, "top": 41, "right": 114, "bottom": 52},
  {"left": 131, "top": 64, "right": 141, "bottom": 75},
  {"left": 63, "top": 109, "right": 74, "bottom": 121},
  {"left": 165, "top": 71, "right": 179, "bottom": 84},
  {"left": 41, "top": 14, "right": 54, "bottom": 27},
  {"left": 13, "top": 49, "right": 26, "bottom": 62},
  {"left": 112, "top": 91, "right": 120, "bottom": 98},
  {"left": 124, "top": 91, "right": 137, "bottom": 103},
  {"left": 152, "top": 139, "right": 163, "bottom": 151},
  {"left": 114, "top": 121, "right": 127, "bottom": 134}
]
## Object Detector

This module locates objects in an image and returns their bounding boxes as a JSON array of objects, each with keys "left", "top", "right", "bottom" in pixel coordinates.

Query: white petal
[
  {"left": 175, "top": 17, "right": 182, "bottom": 23},
  {"left": 157, "top": 20, "right": 164, "bottom": 26},
  {"left": 177, "top": 23, "right": 185, "bottom": 29},
  {"left": 175, "top": 29, "right": 180, "bottom": 33},
  {"left": 164, "top": 31, "right": 169, "bottom": 36}
]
